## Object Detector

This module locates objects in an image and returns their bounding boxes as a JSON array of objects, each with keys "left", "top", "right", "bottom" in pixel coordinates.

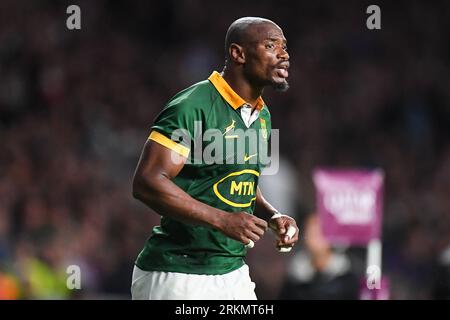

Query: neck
[{"left": 221, "top": 65, "right": 263, "bottom": 109}]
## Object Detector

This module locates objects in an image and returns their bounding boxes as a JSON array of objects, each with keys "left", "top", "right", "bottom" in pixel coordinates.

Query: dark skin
[
  {"left": 133, "top": 18, "right": 298, "bottom": 250},
  {"left": 223, "top": 20, "right": 290, "bottom": 109}
]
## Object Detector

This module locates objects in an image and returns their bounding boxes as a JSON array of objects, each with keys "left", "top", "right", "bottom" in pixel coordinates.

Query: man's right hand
[{"left": 216, "top": 212, "right": 268, "bottom": 246}]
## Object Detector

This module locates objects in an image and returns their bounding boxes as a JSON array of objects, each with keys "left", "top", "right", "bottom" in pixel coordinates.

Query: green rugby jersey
[{"left": 135, "top": 71, "right": 272, "bottom": 275}]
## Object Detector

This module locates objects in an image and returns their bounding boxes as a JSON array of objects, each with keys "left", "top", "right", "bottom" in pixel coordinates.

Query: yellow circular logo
[{"left": 213, "top": 169, "right": 260, "bottom": 208}]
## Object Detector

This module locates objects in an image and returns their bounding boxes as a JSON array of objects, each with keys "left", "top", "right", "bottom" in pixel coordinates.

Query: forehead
[{"left": 249, "top": 23, "right": 286, "bottom": 43}]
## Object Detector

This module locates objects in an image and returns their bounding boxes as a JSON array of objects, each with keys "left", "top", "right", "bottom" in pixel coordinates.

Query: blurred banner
[{"left": 313, "top": 168, "right": 384, "bottom": 246}]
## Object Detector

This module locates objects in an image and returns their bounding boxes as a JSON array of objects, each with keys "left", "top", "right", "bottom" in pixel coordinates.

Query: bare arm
[
  {"left": 132, "top": 140, "right": 268, "bottom": 244},
  {"left": 255, "top": 186, "right": 279, "bottom": 220}
]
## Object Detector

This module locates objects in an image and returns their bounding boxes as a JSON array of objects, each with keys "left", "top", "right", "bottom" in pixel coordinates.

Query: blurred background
[{"left": 1, "top": 0, "right": 449, "bottom": 299}]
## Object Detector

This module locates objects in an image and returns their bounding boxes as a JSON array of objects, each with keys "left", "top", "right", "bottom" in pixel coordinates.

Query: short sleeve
[{"left": 148, "top": 99, "right": 202, "bottom": 158}]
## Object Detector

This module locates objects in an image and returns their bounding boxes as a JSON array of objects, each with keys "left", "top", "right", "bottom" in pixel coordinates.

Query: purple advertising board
[{"left": 313, "top": 168, "right": 384, "bottom": 246}]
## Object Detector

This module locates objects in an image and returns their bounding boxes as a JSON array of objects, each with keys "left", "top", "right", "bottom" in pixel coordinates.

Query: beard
[{"left": 271, "top": 80, "right": 289, "bottom": 92}]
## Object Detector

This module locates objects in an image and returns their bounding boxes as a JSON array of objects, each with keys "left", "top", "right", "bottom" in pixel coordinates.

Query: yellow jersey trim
[
  {"left": 208, "top": 71, "right": 265, "bottom": 111},
  {"left": 148, "top": 130, "right": 190, "bottom": 158}
]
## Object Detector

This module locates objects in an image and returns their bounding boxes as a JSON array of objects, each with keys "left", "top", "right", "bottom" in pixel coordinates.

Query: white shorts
[{"left": 131, "top": 264, "right": 257, "bottom": 300}]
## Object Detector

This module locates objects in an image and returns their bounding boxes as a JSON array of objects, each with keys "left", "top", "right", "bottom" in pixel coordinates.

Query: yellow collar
[{"left": 208, "top": 71, "right": 265, "bottom": 111}]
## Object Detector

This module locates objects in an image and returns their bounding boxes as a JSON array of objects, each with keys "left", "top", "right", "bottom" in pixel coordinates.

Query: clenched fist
[
  {"left": 269, "top": 213, "right": 299, "bottom": 252},
  {"left": 217, "top": 211, "right": 268, "bottom": 247}
]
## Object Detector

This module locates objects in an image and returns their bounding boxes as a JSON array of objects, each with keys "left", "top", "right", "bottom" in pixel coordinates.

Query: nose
[{"left": 277, "top": 48, "right": 289, "bottom": 61}]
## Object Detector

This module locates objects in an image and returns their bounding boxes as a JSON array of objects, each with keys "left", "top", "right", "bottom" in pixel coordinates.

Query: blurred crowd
[{"left": 1, "top": 0, "right": 449, "bottom": 299}]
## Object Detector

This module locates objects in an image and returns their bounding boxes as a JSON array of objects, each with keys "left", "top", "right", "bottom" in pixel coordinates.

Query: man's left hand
[{"left": 269, "top": 214, "right": 299, "bottom": 251}]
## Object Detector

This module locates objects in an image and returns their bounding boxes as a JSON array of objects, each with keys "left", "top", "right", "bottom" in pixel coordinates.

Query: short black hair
[{"left": 224, "top": 17, "right": 276, "bottom": 60}]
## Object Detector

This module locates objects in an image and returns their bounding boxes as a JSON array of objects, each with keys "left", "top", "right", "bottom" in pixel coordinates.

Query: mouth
[{"left": 274, "top": 62, "right": 289, "bottom": 79}]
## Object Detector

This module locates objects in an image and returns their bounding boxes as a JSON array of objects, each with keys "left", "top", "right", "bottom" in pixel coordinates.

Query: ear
[{"left": 228, "top": 43, "right": 245, "bottom": 64}]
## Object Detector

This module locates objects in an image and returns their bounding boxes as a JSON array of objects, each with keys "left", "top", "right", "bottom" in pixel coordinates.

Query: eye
[
  {"left": 282, "top": 45, "right": 288, "bottom": 51},
  {"left": 265, "top": 43, "right": 275, "bottom": 49}
]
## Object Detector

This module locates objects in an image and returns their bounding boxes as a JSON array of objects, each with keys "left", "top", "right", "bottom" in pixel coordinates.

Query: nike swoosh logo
[{"left": 244, "top": 153, "right": 257, "bottom": 162}]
